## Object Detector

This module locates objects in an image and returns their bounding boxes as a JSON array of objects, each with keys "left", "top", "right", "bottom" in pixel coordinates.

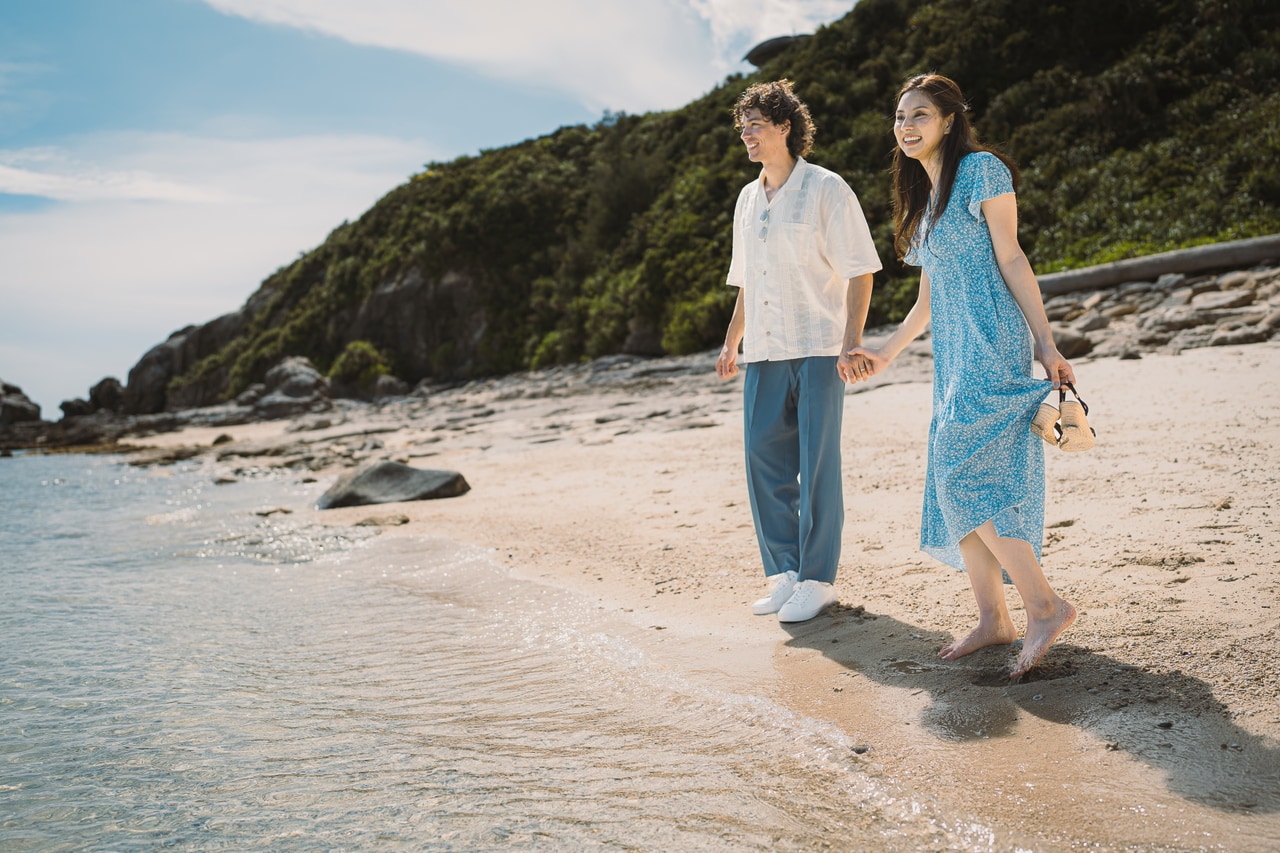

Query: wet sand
[{"left": 149, "top": 339, "right": 1280, "bottom": 851}]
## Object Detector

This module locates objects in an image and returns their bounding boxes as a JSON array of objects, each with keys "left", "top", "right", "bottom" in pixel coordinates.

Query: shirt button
[{"left": 763, "top": 300, "right": 769, "bottom": 306}]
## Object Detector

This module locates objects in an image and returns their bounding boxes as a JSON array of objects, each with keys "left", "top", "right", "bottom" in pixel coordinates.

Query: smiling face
[
  {"left": 739, "top": 107, "right": 791, "bottom": 165},
  {"left": 894, "top": 89, "right": 952, "bottom": 167}
]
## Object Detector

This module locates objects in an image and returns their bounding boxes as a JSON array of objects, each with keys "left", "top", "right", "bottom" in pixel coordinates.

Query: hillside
[{"left": 129, "top": 0, "right": 1280, "bottom": 413}]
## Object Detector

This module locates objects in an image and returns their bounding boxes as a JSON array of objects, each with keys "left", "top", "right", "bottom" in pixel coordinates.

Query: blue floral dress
[{"left": 905, "top": 151, "right": 1053, "bottom": 571}]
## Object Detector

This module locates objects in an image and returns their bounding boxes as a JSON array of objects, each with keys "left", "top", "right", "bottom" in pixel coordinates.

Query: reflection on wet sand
[{"left": 780, "top": 605, "right": 1280, "bottom": 850}]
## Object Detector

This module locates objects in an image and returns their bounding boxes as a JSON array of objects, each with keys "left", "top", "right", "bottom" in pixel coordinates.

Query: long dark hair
[{"left": 891, "top": 74, "right": 1019, "bottom": 260}]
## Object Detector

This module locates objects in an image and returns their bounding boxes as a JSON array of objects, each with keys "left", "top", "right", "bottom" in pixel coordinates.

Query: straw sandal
[
  {"left": 1029, "top": 383, "right": 1096, "bottom": 451},
  {"left": 1030, "top": 400, "right": 1061, "bottom": 445},
  {"left": 1056, "top": 383, "right": 1095, "bottom": 452}
]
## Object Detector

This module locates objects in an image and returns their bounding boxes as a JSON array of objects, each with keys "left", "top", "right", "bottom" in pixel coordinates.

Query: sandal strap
[{"left": 1060, "top": 381, "right": 1089, "bottom": 415}]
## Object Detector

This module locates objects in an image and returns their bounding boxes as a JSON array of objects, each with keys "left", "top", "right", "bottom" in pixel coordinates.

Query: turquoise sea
[{"left": 0, "top": 451, "right": 1021, "bottom": 851}]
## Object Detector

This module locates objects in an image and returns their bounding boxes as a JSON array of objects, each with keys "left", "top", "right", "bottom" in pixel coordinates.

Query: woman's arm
[
  {"left": 846, "top": 271, "right": 931, "bottom": 379},
  {"left": 983, "top": 193, "right": 1076, "bottom": 387}
]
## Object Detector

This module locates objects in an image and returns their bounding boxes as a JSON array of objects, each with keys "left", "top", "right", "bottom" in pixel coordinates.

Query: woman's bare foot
[
  {"left": 1010, "top": 599, "right": 1078, "bottom": 679},
  {"left": 939, "top": 618, "right": 1017, "bottom": 660}
]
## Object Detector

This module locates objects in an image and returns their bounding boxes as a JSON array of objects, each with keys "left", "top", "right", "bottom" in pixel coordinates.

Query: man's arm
[
  {"left": 837, "top": 273, "right": 874, "bottom": 383},
  {"left": 716, "top": 289, "right": 746, "bottom": 379}
]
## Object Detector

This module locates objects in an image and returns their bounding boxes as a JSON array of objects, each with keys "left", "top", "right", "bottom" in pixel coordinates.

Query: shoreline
[{"left": 124, "top": 338, "right": 1280, "bottom": 851}]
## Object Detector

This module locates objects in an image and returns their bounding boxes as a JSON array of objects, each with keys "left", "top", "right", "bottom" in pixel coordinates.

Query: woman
[{"left": 847, "top": 74, "right": 1077, "bottom": 678}]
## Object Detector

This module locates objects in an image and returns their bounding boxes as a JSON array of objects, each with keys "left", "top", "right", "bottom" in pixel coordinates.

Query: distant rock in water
[
  {"left": 316, "top": 459, "right": 470, "bottom": 510},
  {"left": 0, "top": 380, "right": 40, "bottom": 426}
]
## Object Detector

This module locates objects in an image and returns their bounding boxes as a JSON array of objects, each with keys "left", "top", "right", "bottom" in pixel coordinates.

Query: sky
[{"left": 0, "top": 0, "right": 853, "bottom": 417}]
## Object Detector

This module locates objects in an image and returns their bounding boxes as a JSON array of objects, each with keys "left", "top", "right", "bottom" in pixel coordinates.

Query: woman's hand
[
  {"left": 1036, "top": 344, "right": 1076, "bottom": 388},
  {"left": 842, "top": 347, "right": 888, "bottom": 383}
]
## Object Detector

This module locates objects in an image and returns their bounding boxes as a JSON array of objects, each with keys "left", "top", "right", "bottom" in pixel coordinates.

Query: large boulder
[
  {"left": 122, "top": 307, "right": 254, "bottom": 414},
  {"left": 0, "top": 380, "right": 41, "bottom": 426},
  {"left": 316, "top": 459, "right": 470, "bottom": 509},
  {"left": 90, "top": 377, "right": 125, "bottom": 413},
  {"left": 60, "top": 398, "right": 94, "bottom": 419},
  {"left": 254, "top": 357, "right": 331, "bottom": 420}
]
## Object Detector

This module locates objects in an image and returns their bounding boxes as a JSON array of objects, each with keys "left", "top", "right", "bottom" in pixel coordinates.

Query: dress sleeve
[
  {"left": 903, "top": 239, "right": 920, "bottom": 267},
  {"left": 967, "top": 152, "right": 1014, "bottom": 219}
]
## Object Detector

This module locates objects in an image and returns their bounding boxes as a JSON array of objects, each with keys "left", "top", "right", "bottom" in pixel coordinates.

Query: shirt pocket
[{"left": 770, "top": 221, "right": 818, "bottom": 270}]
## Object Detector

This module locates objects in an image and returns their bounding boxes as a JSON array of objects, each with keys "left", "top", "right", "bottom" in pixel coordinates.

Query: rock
[
  {"left": 235, "top": 383, "right": 267, "bottom": 406},
  {"left": 1191, "top": 290, "right": 1254, "bottom": 311},
  {"left": 253, "top": 357, "right": 330, "bottom": 420},
  {"left": 265, "top": 357, "right": 328, "bottom": 399},
  {"left": 1141, "top": 306, "right": 1207, "bottom": 333},
  {"left": 316, "top": 459, "right": 470, "bottom": 509},
  {"left": 1217, "top": 270, "right": 1254, "bottom": 290},
  {"left": 1050, "top": 325, "right": 1093, "bottom": 358},
  {"left": 60, "top": 398, "right": 94, "bottom": 419},
  {"left": 1103, "top": 302, "right": 1140, "bottom": 319},
  {"left": 121, "top": 308, "right": 252, "bottom": 414},
  {"left": 373, "top": 374, "right": 410, "bottom": 400},
  {"left": 1209, "top": 320, "right": 1272, "bottom": 347},
  {"left": 1044, "top": 296, "right": 1081, "bottom": 322},
  {"left": 355, "top": 513, "right": 410, "bottom": 527},
  {"left": 89, "top": 377, "right": 124, "bottom": 413},
  {"left": 0, "top": 380, "right": 41, "bottom": 426}
]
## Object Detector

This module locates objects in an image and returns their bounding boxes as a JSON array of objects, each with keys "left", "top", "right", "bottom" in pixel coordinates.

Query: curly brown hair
[{"left": 733, "top": 79, "right": 815, "bottom": 159}]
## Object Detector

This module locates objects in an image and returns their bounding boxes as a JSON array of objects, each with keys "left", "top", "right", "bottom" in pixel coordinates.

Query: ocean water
[{"left": 0, "top": 451, "right": 1020, "bottom": 852}]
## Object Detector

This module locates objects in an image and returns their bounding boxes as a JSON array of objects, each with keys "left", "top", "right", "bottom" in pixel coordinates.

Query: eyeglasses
[{"left": 758, "top": 208, "right": 769, "bottom": 241}]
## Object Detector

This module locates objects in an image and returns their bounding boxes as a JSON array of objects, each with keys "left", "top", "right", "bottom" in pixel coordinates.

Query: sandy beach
[{"left": 140, "top": 336, "right": 1280, "bottom": 851}]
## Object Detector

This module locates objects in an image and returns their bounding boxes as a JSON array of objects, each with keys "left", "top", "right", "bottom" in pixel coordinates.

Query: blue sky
[{"left": 0, "top": 0, "right": 852, "bottom": 416}]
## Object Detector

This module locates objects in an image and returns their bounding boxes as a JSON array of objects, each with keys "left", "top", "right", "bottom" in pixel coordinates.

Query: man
[{"left": 717, "top": 79, "right": 881, "bottom": 623}]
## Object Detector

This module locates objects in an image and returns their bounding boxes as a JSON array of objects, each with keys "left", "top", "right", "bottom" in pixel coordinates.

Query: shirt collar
[{"left": 755, "top": 156, "right": 807, "bottom": 199}]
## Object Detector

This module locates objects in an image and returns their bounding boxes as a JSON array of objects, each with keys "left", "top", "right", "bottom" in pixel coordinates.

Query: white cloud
[
  {"left": 199, "top": 0, "right": 854, "bottom": 112},
  {"left": 0, "top": 131, "right": 436, "bottom": 415},
  {"left": 690, "top": 0, "right": 853, "bottom": 68},
  {"left": 0, "top": 151, "right": 231, "bottom": 203}
]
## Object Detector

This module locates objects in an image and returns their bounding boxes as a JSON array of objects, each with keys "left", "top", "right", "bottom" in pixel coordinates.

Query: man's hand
[
  {"left": 841, "top": 347, "right": 887, "bottom": 383},
  {"left": 716, "top": 345, "right": 739, "bottom": 379}
]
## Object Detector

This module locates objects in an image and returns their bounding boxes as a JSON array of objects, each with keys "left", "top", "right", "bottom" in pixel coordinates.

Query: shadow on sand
[{"left": 782, "top": 603, "right": 1280, "bottom": 815}]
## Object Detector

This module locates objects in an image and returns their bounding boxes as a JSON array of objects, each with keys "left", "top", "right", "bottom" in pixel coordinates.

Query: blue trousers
[{"left": 742, "top": 357, "right": 845, "bottom": 585}]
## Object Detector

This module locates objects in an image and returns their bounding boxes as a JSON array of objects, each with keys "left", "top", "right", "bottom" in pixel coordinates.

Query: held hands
[{"left": 840, "top": 347, "right": 887, "bottom": 383}]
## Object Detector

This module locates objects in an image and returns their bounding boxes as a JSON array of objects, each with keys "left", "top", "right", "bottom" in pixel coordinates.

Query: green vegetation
[
  {"left": 329, "top": 340, "right": 391, "bottom": 389},
  {"left": 170, "top": 0, "right": 1280, "bottom": 404}
]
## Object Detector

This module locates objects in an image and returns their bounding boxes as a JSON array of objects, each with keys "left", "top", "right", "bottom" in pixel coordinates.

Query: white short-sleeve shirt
[{"left": 726, "top": 158, "right": 882, "bottom": 363}]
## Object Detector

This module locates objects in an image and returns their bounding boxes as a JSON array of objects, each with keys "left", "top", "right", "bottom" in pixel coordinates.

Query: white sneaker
[
  {"left": 750, "top": 570, "right": 798, "bottom": 615},
  {"left": 777, "top": 580, "right": 836, "bottom": 623}
]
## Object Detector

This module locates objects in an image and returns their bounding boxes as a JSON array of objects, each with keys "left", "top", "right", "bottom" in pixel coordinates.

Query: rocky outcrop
[
  {"left": 59, "top": 398, "right": 94, "bottom": 418},
  {"left": 90, "top": 377, "right": 125, "bottom": 413},
  {"left": 252, "top": 357, "right": 331, "bottom": 419},
  {"left": 59, "top": 377, "right": 126, "bottom": 420},
  {"left": 0, "top": 380, "right": 40, "bottom": 426},
  {"left": 315, "top": 459, "right": 470, "bottom": 509},
  {"left": 120, "top": 282, "right": 283, "bottom": 415},
  {"left": 1043, "top": 264, "right": 1280, "bottom": 359}
]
